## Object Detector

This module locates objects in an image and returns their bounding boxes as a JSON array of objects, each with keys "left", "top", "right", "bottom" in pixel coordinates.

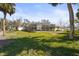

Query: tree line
[
  {"left": 0, "top": 3, "right": 79, "bottom": 39},
  {"left": 0, "top": 18, "right": 55, "bottom": 32}
]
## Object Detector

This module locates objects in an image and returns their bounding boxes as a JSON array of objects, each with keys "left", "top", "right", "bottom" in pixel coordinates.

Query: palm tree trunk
[
  {"left": 3, "top": 13, "right": 6, "bottom": 36},
  {"left": 67, "top": 3, "right": 74, "bottom": 39}
]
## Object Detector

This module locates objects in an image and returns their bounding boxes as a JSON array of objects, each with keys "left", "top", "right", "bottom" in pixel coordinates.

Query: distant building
[
  {"left": 17, "top": 22, "right": 55, "bottom": 31},
  {"left": 36, "top": 23, "right": 55, "bottom": 31},
  {"left": 54, "top": 26, "right": 65, "bottom": 31},
  {"left": 17, "top": 26, "right": 24, "bottom": 31},
  {"left": 36, "top": 23, "right": 42, "bottom": 31}
]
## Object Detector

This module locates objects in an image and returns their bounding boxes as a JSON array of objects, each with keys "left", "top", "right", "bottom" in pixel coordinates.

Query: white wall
[{"left": 18, "top": 27, "right": 24, "bottom": 31}]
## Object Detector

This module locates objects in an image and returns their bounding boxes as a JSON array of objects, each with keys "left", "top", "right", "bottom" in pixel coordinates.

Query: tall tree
[
  {"left": 67, "top": 3, "right": 74, "bottom": 39},
  {"left": 0, "top": 18, "right": 3, "bottom": 30},
  {"left": 0, "top": 3, "right": 16, "bottom": 36},
  {"left": 50, "top": 3, "right": 74, "bottom": 39}
]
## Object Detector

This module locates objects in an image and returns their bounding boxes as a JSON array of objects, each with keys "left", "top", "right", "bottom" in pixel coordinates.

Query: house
[
  {"left": 17, "top": 26, "right": 24, "bottom": 31},
  {"left": 36, "top": 23, "right": 42, "bottom": 31},
  {"left": 54, "top": 26, "right": 65, "bottom": 31},
  {"left": 16, "top": 22, "right": 55, "bottom": 31},
  {"left": 36, "top": 23, "right": 55, "bottom": 31}
]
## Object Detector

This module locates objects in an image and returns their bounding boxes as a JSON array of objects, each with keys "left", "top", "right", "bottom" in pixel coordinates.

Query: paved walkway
[{"left": 0, "top": 31, "right": 13, "bottom": 48}]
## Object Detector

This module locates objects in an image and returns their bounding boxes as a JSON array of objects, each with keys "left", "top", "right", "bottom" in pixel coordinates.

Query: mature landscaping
[
  {"left": 0, "top": 3, "right": 79, "bottom": 56},
  {"left": 0, "top": 31, "right": 79, "bottom": 56}
]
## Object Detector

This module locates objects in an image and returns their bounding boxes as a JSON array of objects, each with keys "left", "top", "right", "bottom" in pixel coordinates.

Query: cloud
[
  {"left": 46, "top": 9, "right": 69, "bottom": 26},
  {"left": 32, "top": 8, "right": 69, "bottom": 25},
  {"left": 5, "top": 3, "right": 76, "bottom": 26}
]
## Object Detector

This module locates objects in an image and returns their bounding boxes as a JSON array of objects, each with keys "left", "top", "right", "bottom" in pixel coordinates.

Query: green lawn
[{"left": 0, "top": 31, "right": 79, "bottom": 56}]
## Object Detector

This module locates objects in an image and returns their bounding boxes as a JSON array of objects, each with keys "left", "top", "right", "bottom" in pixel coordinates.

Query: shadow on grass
[
  {"left": 42, "top": 32, "right": 79, "bottom": 43},
  {"left": 0, "top": 36, "right": 79, "bottom": 56}
]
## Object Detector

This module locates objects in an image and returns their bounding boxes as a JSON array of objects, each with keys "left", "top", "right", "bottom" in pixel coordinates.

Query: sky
[{"left": 0, "top": 3, "right": 78, "bottom": 26}]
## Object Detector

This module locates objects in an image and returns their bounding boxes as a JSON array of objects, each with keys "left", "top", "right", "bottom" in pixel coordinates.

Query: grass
[{"left": 0, "top": 31, "right": 79, "bottom": 56}]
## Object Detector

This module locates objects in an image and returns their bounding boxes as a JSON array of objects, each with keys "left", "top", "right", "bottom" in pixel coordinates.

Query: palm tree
[
  {"left": 50, "top": 3, "right": 74, "bottom": 39},
  {"left": 0, "top": 3, "right": 15, "bottom": 36}
]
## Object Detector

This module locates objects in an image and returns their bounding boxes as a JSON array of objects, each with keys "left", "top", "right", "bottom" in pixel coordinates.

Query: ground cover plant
[{"left": 0, "top": 31, "right": 79, "bottom": 56}]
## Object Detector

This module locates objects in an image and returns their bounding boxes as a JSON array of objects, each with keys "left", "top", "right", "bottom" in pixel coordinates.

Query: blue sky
[{"left": 0, "top": 3, "right": 78, "bottom": 26}]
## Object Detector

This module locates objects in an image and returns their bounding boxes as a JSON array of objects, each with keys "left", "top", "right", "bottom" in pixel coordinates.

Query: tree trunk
[
  {"left": 3, "top": 13, "right": 6, "bottom": 36},
  {"left": 67, "top": 3, "right": 74, "bottom": 39}
]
